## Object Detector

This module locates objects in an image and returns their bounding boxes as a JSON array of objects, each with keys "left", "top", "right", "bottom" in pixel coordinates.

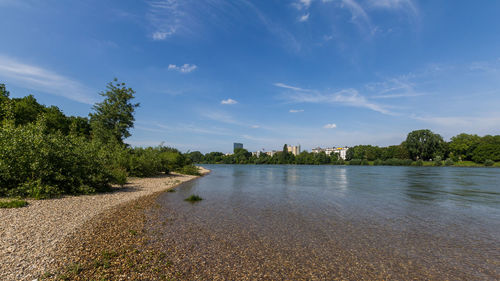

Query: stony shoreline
[{"left": 0, "top": 168, "right": 209, "bottom": 281}]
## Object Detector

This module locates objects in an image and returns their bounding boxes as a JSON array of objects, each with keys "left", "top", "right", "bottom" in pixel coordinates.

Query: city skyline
[{"left": 1, "top": 1, "right": 500, "bottom": 153}]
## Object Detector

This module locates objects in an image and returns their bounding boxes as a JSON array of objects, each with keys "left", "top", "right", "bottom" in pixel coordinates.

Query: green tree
[
  {"left": 186, "top": 151, "right": 204, "bottom": 163},
  {"left": 449, "top": 133, "right": 481, "bottom": 161},
  {"left": 90, "top": 79, "right": 139, "bottom": 144},
  {"left": 471, "top": 135, "right": 500, "bottom": 163},
  {"left": 405, "top": 129, "right": 444, "bottom": 160}
]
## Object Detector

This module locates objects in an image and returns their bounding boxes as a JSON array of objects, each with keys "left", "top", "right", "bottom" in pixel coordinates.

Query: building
[
  {"left": 265, "top": 150, "right": 277, "bottom": 157},
  {"left": 233, "top": 143, "right": 243, "bottom": 151},
  {"left": 311, "top": 146, "right": 349, "bottom": 160},
  {"left": 287, "top": 145, "right": 301, "bottom": 156}
]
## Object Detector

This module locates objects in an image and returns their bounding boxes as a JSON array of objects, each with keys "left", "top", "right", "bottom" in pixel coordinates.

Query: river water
[{"left": 148, "top": 165, "right": 500, "bottom": 280}]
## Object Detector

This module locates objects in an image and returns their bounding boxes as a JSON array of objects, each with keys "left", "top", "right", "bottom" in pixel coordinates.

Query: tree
[
  {"left": 90, "top": 79, "right": 139, "bottom": 144},
  {"left": 186, "top": 151, "right": 204, "bottom": 163},
  {"left": 405, "top": 129, "right": 444, "bottom": 160},
  {"left": 471, "top": 135, "right": 500, "bottom": 163},
  {"left": 449, "top": 133, "right": 481, "bottom": 161}
]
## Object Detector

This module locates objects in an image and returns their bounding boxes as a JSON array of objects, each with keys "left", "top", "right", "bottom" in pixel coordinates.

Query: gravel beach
[{"left": 0, "top": 168, "right": 209, "bottom": 281}]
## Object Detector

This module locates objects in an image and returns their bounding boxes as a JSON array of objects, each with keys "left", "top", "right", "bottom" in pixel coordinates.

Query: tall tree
[
  {"left": 405, "top": 129, "right": 444, "bottom": 160},
  {"left": 90, "top": 79, "right": 139, "bottom": 144}
]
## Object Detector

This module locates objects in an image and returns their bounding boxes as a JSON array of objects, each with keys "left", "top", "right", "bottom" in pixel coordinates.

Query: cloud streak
[
  {"left": 221, "top": 98, "right": 237, "bottom": 105},
  {"left": 0, "top": 55, "right": 95, "bottom": 104},
  {"left": 168, "top": 64, "right": 197, "bottom": 73},
  {"left": 282, "top": 85, "right": 392, "bottom": 115}
]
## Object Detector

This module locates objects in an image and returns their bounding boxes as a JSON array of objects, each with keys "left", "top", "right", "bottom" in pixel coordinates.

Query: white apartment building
[{"left": 311, "top": 146, "right": 349, "bottom": 160}]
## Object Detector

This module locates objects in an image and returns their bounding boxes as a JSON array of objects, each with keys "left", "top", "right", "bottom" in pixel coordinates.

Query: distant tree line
[
  {"left": 0, "top": 81, "right": 198, "bottom": 198},
  {"left": 186, "top": 129, "right": 500, "bottom": 167}
]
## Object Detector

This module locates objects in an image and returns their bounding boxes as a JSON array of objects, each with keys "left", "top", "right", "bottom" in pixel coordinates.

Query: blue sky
[{"left": 1, "top": 0, "right": 500, "bottom": 153}]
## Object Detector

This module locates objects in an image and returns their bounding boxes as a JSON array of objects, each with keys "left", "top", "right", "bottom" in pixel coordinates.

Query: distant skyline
[{"left": 1, "top": 0, "right": 500, "bottom": 153}]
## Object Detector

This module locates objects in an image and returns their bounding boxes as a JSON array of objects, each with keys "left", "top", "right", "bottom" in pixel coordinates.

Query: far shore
[{"left": 0, "top": 167, "right": 209, "bottom": 281}]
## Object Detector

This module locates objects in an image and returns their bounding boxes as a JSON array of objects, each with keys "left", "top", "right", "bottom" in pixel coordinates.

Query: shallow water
[{"left": 149, "top": 165, "right": 500, "bottom": 280}]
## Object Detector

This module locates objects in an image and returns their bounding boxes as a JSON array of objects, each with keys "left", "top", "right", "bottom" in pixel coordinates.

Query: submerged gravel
[{"left": 0, "top": 169, "right": 208, "bottom": 281}]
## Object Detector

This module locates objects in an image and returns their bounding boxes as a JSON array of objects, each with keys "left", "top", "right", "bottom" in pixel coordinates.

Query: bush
[
  {"left": 0, "top": 120, "right": 111, "bottom": 198},
  {"left": 433, "top": 156, "right": 442, "bottom": 166},
  {"left": 444, "top": 158, "right": 454, "bottom": 166},
  {"left": 349, "top": 159, "right": 362, "bottom": 165},
  {"left": 184, "top": 194, "right": 203, "bottom": 202},
  {"left": 178, "top": 165, "right": 201, "bottom": 176},
  {"left": 413, "top": 159, "right": 424, "bottom": 166},
  {"left": 484, "top": 159, "right": 494, "bottom": 166},
  {"left": 0, "top": 199, "right": 28, "bottom": 208},
  {"left": 373, "top": 159, "right": 383, "bottom": 166}
]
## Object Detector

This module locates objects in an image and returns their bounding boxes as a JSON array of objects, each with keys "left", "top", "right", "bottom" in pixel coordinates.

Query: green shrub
[
  {"left": 349, "top": 159, "right": 362, "bottom": 165},
  {"left": 444, "top": 158, "right": 454, "bottom": 166},
  {"left": 373, "top": 159, "right": 383, "bottom": 166},
  {"left": 484, "top": 159, "right": 494, "bottom": 166},
  {"left": 434, "top": 156, "right": 443, "bottom": 166},
  {"left": 184, "top": 194, "right": 203, "bottom": 202},
  {"left": 415, "top": 159, "right": 424, "bottom": 166},
  {"left": 178, "top": 165, "right": 201, "bottom": 176},
  {"left": 361, "top": 159, "right": 370, "bottom": 165},
  {"left": 0, "top": 120, "right": 111, "bottom": 198},
  {"left": 0, "top": 199, "right": 28, "bottom": 208}
]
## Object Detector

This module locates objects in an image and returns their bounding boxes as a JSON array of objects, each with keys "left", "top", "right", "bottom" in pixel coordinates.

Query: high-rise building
[
  {"left": 233, "top": 143, "right": 243, "bottom": 151},
  {"left": 287, "top": 145, "right": 301, "bottom": 156}
]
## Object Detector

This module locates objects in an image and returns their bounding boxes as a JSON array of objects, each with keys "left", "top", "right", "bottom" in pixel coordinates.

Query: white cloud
[
  {"left": 0, "top": 55, "right": 95, "bottom": 104},
  {"left": 250, "top": 125, "right": 260, "bottom": 128},
  {"left": 168, "top": 64, "right": 197, "bottom": 73},
  {"left": 288, "top": 88, "right": 392, "bottom": 115},
  {"left": 368, "top": 0, "right": 418, "bottom": 16},
  {"left": 147, "top": 0, "right": 183, "bottom": 40},
  {"left": 152, "top": 31, "right": 170, "bottom": 40},
  {"left": 274, "top": 82, "right": 311, "bottom": 92},
  {"left": 299, "top": 13, "right": 310, "bottom": 22},
  {"left": 324, "top": 123, "right": 337, "bottom": 129},
  {"left": 293, "top": 0, "right": 313, "bottom": 10},
  {"left": 289, "top": 109, "right": 304, "bottom": 113},
  {"left": 221, "top": 98, "right": 238, "bottom": 105}
]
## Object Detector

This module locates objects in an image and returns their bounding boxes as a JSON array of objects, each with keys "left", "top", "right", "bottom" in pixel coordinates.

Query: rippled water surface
[{"left": 149, "top": 165, "right": 500, "bottom": 280}]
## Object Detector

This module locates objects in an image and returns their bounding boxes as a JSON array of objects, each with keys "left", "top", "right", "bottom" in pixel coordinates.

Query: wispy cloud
[
  {"left": 293, "top": 0, "right": 313, "bottom": 10},
  {"left": 147, "top": 0, "right": 183, "bottom": 40},
  {"left": 274, "top": 82, "right": 311, "bottom": 92},
  {"left": 168, "top": 64, "right": 197, "bottom": 73},
  {"left": 286, "top": 87, "right": 392, "bottom": 115},
  {"left": 366, "top": 77, "right": 427, "bottom": 99},
  {"left": 324, "top": 123, "right": 337, "bottom": 129},
  {"left": 0, "top": 55, "right": 95, "bottom": 104},
  {"left": 289, "top": 109, "right": 304, "bottom": 113},
  {"left": 299, "top": 13, "right": 310, "bottom": 22},
  {"left": 221, "top": 98, "right": 238, "bottom": 105},
  {"left": 368, "top": 0, "right": 418, "bottom": 16}
]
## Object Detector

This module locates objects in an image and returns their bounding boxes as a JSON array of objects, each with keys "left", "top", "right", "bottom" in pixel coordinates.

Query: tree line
[
  {"left": 186, "top": 130, "right": 500, "bottom": 167},
  {"left": 0, "top": 81, "right": 198, "bottom": 198}
]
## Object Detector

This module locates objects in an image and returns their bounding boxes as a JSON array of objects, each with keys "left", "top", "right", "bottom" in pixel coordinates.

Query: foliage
[
  {"left": 449, "top": 133, "right": 481, "bottom": 161},
  {"left": 405, "top": 129, "right": 445, "bottom": 161},
  {"left": 178, "top": 165, "right": 201, "bottom": 176},
  {"left": 184, "top": 194, "right": 203, "bottom": 202},
  {"left": 471, "top": 135, "right": 500, "bottom": 163},
  {"left": 0, "top": 119, "right": 112, "bottom": 198},
  {"left": 89, "top": 79, "right": 139, "bottom": 144},
  {"left": 0, "top": 82, "right": 196, "bottom": 198},
  {"left": 0, "top": 199, "right": 28, "bottom": 208},
  {"left": 484, "top": 159, "right": 494, "bottom": 166},
  {"left": 444, "top": 158, "right": 454, "bottom": 166}
]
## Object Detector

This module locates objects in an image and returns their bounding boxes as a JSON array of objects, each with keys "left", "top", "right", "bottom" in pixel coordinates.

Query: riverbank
[{"left": 0, "top": 168, "right": 209, "bottom": 281}]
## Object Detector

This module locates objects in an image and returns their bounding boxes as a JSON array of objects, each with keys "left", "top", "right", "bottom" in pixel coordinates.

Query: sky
[{"left": 1, "top": 0, "right": 500, "bottom": 153}]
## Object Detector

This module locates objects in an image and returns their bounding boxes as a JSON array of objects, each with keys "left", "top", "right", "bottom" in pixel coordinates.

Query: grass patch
[
  {"left": 0, "top": 199, "right": 28, "bottom": 208},
  {"left": 184, "top": 194, "right": 203, "bottom": 203}
]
